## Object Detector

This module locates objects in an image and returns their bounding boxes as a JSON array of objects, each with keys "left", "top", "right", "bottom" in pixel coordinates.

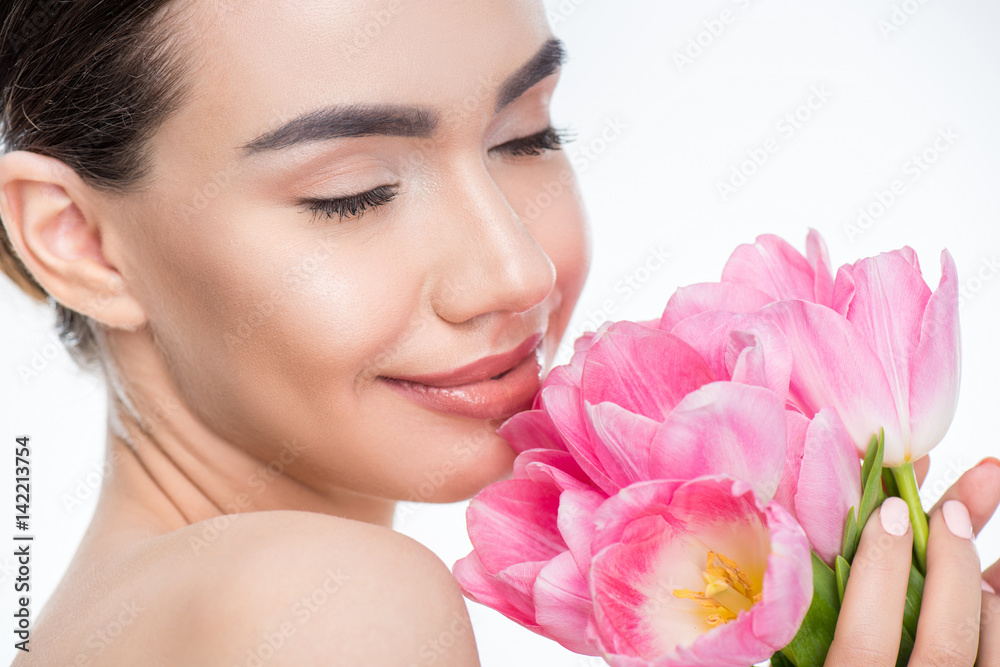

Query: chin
[{"left": 402, "top": 430, "right": 519, "bottom": 504}]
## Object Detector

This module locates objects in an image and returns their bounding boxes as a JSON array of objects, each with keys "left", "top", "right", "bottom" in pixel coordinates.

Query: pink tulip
[
  {"left": 658, "top": 229, "right": 960, "bottom": 466},
  {"left": 665, "top": 310, "right": 863, "bottom": 566},
  {"left": 456, "top": 320, "right": 813, "bottom": 661},
  {"left": 518, "top": 321, "right": 789, "bottom": 502},
  {"left": 740, "top": 248, "right": 960, "bottom": 465},
  {"left": 587, "top": 476, "right": 813, "bottom": 666},
  {"left": 667, "top": 310, "right": 792, "bottom": 398},
  {"left": 775, "top": 408, "right": 862, "bottom": 566},
  {"left": 453, "top": 462, "right": 816, "bottom": 664},
  {"left": 660, "top": 229, "right": 835, "bottom": 331},
  {"left": 451, "top": 467, "right": 605, "bottom": 656}
]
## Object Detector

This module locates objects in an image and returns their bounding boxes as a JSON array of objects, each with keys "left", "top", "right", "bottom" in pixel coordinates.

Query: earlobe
[{"left": 0, "top": 150, "right": 147, "bottom": 331}]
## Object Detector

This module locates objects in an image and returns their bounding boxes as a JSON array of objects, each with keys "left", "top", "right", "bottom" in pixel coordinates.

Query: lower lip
[{"left": 380, "top": 348, "right": 543, "bottom": 421}]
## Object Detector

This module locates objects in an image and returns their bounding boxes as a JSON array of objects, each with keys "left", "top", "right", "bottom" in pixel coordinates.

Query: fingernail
[
  {"left": 942, "top": 500, "right": 973, "bottom": 539},
  {"left": 880, "top": 497, "right": 911, "bottom": 536},
  {"left": 983, "top": 579, "right": 997, "bottom": 595}
]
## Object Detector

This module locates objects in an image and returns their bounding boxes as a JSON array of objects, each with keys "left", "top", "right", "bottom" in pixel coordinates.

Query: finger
[
  {"left": 985, "top": 558, "right": 1000, "bottom": 592},
  {"left": 926, "top": 457, "right": 1000, "bottom": 535},
  {"left": 910, "top": 500, "right": 981, "bottom": 666},
  {"left": 914, "top": 454, "right": 930, "bottom": 486},
  {"left": 826, "top": 497, "right": 912, "bottom": 666},
  {"left": 979, "top": 588, "right": 1000, "bottom": 667}
]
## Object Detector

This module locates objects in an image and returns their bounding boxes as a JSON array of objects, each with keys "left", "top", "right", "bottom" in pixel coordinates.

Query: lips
[{"left": 379, "top": 332, "right": 544, "bottom": 420}]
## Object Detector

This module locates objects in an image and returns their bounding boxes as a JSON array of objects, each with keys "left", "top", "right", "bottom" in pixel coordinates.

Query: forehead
[{"left": 165, "top": 0, "right": 551, "bottom": 151}]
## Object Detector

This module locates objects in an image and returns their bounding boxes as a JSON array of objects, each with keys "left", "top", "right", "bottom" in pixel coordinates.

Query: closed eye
[
  {"left": 490, "top": 125, "right": 575, "bottom": 157},
  {"left": 299, "top": 183, "right": 399, "bottom": 223},
  {"left": 299, "top": 125, "right": 574, "bottom": 223}
]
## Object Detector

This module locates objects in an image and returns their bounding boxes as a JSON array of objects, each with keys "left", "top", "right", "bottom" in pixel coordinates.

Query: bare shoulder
[{"left": 160, "top": 510, "right": 481, "bottom": 667}]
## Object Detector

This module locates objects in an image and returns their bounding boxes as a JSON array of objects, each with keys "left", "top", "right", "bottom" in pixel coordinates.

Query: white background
[{"left": 2, "top": 1, "right": 999, "bottom": 665}]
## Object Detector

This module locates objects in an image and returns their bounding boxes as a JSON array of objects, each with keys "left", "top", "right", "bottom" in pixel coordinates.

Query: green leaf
[
  {"left": 841, "top": 506, "right": 859, "bottom": 562},
  {"left": 812, "top": 551, "right": 841, "bottom": 611},
  {"left": 780, "top": 553, "right": 840, "bottom": 667},
  {"left": 860, "top": 431, "right": 881, "bottom": 487},
  {"left": 895, "top": 563, "right": 925, "bottom": 665},
  {"left": 882, "top": 465, "right": 900, "bottom": 498},
  {"left": 834, "top": 556, "right": 851, "bottom": 605},
  {"left": 855, "top": 430, "right": 885, "bottom": 546},
  {"left": 771, "top": 651, "right": 797, "bottom": 667},
  {"left": 896, "top": 627, "right": 915, "bottom": 667}
]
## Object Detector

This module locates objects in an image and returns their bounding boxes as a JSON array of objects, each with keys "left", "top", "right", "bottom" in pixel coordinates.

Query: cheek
[
  {"left": 521, "top": 159, "right": 592, "bottom": 342},
  {"left": 128, "top": 207, "right": 516, "bottom": 501},
  {"left": 130, "top": 206, "right": 414, "bottom": 451}
]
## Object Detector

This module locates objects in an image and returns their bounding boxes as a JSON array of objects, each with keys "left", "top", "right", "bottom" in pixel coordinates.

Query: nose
[{"left": 429, "top": 166, "right": 557, "bottom": 325}]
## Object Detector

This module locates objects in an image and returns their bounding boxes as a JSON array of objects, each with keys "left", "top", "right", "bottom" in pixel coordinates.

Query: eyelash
[
  {"left": 301, "top": 124, "right": 575, "bottom": 223},
  {"left": 490, "top": 125, "right": 576, "bottom": 157},
  {"left": 302, "top": 184, "right": 399, "bottom": 223}
]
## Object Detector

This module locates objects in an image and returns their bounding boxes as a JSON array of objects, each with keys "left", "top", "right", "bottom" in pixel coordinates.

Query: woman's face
[{"left": 108, "top": 0, "right": 590, "bottom": 504}]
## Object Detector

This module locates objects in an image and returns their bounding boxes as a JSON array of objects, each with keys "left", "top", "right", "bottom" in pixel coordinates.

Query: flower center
[{"left": 672, "top": 550, "right": 762, "bottom": 626}]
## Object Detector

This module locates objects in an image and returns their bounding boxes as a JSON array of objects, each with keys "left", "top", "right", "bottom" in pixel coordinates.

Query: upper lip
[{"left": 383, "top": 332, "right": 544, "bottom": 388}]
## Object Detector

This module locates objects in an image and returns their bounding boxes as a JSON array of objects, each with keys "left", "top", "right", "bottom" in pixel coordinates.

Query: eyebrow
[
  {"left": 239, "top": 36, "right": 566, "bottom": 156},
  {"left": 494, "top": 37, "right": 565, "bottom": 114}
]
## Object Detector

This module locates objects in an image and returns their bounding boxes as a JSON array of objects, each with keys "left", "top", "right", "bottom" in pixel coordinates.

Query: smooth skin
[{"left": 0, "top": 0, "right": 997, "bottom": 665}]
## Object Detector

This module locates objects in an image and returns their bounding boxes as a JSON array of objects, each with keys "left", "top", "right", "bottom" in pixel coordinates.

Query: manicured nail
[
  {"left": 942, "top": 500, "right": 973, "bottom": 539},
  {"left": 983, "top": 579, "right": 997, "bottom": 595},
  {"left": 880, "top": 497, "right": 910, "bottom": 536}
]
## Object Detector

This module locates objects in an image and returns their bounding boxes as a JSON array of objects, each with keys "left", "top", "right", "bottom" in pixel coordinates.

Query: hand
[
  {"left": 824, "top": 456, "right": 1000, "bottom": 666},
  {"left": 926, "top": 457, "right": 1000, "bottom": 666}
]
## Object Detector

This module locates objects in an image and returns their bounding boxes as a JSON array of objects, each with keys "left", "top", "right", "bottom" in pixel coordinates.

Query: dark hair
[{"left": 0, "top": 0, "right": 193, "bottom": 373}]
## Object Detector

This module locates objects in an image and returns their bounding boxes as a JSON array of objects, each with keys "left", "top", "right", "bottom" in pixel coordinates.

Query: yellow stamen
[{"left": 672, "top": 550, "right": 761, "bottom": 625}]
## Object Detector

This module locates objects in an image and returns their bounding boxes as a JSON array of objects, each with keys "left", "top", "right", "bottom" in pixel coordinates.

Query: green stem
[{"left": 891, "top": 463, "right": 928, "bottom": 575}]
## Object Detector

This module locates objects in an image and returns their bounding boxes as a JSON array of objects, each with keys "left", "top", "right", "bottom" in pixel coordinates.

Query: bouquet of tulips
[{"left": 452, "top": 230, "right": 960, "bottom": 666}]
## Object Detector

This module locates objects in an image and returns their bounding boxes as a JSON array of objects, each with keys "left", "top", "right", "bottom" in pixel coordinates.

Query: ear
[{"left": 0, "top": 150, "right": 146, "bottom": 330}]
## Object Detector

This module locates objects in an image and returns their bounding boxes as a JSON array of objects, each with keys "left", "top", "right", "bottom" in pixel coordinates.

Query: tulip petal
[
  {"left": 581, "top": 321, "right": 715, "bottom": 421},
  {"left": 748, "top": 300, "right": 903, "bottom": 459},
  {"left": 660, "top": 282, "right": 775, "bottom": 331},
  {"left": 670, "top": 312, "right": 791, "bottom": 397},
  {"left": 591, "top": 512, "right": 708, "bottom": 659},
  {"left": 843, "top": 251, "right": 933, "bottom": 453},
  {"left": 590, "top": 479, "right": 687, "bottom": 556},
  {"left": 899, "top": 245, "right": 921, "bottom": 272},
  {"left": 585, "top": 400, "right": 660, "bottom": 487},
  {"left": 831, "top": 263, "right": 855, "bottom": 317},
  {"left": 543, "top": 365, "right": 580, "bottom": 391},
  {"left": 672, "top": 502, "right": 812, "bottom": 666},
  {"left": 721, "top": 234, "right": 817, "bottom": 302},
  {"left": 772, "top": 410, "right": 810, "bottom": 519},
  {"left": 907, "top": 249, "right": 960, "bottom": 460},
  {"left": 496, "top": 560, "right": 550, "bottom": 616},
  {"left": 498, "top": 409, "right": 567, "bottom": 454},
  {"left": 590, "top": 477, "right": 811, "bottom": 667},
  {"left": 513, "top": 448, "right": 594, "bottom": 492},
  {"left": 466, "top": 478, "right": 566, "bottom": 573},
  {"left": 806, "top": 228, "right": 835, "bottom": 307},
  {"left": 557, "top": 487, "right": 606, "bottom": 576},
  {"left": 533, "top": 550, "right": 602, "bottom": 655},
  {"left": 794, "top": 407, "right": 862, "bottom": 565},
  {"left": 670, "top": 311, "right": 750, "bottom": 382},
  {"left": 744, "top": 502, "right": 813, "bottom": 651},
  {"left": 542, "top": 385, "right": 619, "bottom": 495},
  {"left": 452, "top": 551, "right": 540, "bottom": 629},
  {"left": 647, "top": 382, "right": 788, "bottom": 503},
  {"left": 726, "top": 327, "right": 793, "bottom": 398}
]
